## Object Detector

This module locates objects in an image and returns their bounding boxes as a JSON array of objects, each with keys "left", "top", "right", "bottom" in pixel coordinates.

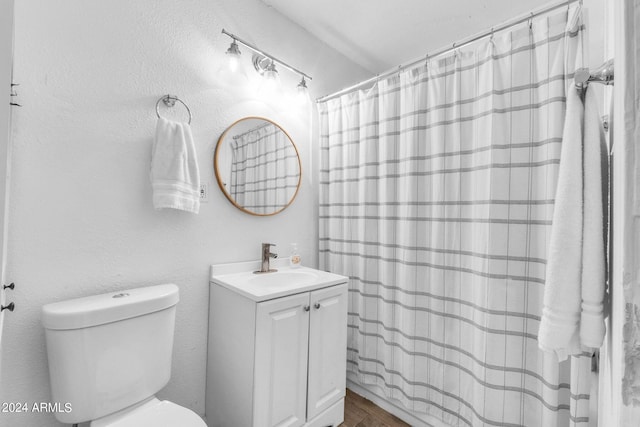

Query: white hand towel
[
  {"left": 150, "top": 117, "right": 200, "bottom": 213},
  {"left": 579, "top": 87, "right": 607, "bottom": 349},
  {"left": 538, "top": 88, "right": 584, "bottom": 361}
]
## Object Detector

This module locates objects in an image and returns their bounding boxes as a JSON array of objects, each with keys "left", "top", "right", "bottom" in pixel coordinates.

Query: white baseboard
[{"left": 346, "top": 378, "right": 451, "bottom": 427}]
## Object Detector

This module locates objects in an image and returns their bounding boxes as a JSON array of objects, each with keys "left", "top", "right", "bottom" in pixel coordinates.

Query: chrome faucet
[{"left": 255, "top": 243, "right": 278, "bottom": 274}]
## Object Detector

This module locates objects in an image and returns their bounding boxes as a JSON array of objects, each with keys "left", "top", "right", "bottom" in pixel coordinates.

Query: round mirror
[{"left": 214, "top": 117, "right": 302, "bottom": 216}]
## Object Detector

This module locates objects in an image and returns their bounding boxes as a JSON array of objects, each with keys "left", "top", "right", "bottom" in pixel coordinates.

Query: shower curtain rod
[
  {"left": 232, "top": 121, "right": 272, "bottom": 139},
  {"left": 316, "top": 0, "right": 581, "bottom": 103}
]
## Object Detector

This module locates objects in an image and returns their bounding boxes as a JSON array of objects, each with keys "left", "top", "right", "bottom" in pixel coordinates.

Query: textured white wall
[{"left": 0, "top": 0, "right": 369, "bottom": 425}]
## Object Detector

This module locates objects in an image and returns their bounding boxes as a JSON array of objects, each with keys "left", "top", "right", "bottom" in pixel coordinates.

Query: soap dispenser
[{"left": 289, "top": 243, "right": 301, "bottom": 268}]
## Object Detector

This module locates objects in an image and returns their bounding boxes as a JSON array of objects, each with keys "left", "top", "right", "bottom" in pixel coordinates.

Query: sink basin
[
  {"left": 210, "top": 259, "right": 347, "bottom": 302},
  {"left": 248, "top": 270, "right": 319, "bottom": 288}
]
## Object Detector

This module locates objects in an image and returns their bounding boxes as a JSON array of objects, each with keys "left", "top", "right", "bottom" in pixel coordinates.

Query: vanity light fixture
[
  {"left": 252, "top": 54, "right": 279, "bottom": 80},
  {"left": 225, "top": 39, "right": 241, "bottom": 72},
  {"left": 296, "top": 77, "right": 309, "bottom": 101},
  {"left": 263, "top": 61, "right": 279, "bottom": 80},
  {"left": 221, "top": 29, "right": 312, "bottom": 99},
  {"left": 294, "top": 77, "right": 310, "bottom": 106},
  {"left": 260, "top": 59, "right": 280, "bottom": 95}
]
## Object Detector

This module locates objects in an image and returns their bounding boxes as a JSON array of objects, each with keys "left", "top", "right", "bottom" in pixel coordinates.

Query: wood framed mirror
[{"left": 214, "top": 117, "right": 302, "bottom": 216}]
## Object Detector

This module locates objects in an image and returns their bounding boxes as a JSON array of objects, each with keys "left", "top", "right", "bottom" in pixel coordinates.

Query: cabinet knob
[
  {"left": 314, "top": 303, "right": 321, "bottom": 310},
  {"left": 303, "top": 305, "right": 310, "bottom": 312}
]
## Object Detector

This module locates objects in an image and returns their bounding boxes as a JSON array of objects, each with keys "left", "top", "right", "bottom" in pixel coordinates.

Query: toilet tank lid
[{"left": 42, "top": 284, "right": 179, "bottom": 330}]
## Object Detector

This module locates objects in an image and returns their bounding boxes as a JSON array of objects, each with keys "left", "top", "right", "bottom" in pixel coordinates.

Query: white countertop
[{"left": 209, "top": 259, "right": 348, "bottom": 302}]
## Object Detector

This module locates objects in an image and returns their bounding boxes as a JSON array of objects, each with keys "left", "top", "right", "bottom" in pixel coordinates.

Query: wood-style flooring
[{"left": 340, "top": 389, "right": 410, "bottom": 427}]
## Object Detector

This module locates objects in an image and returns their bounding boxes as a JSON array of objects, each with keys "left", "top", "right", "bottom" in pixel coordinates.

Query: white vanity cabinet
[{"left": 206, "top": 261, "right": 348, "bottom": 427}]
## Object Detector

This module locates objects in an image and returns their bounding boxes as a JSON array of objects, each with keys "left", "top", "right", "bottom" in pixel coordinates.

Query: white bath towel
[
  {"left": 579, "top": 87, "right": 608, "bottom": 350},
  {"left": 538, "top": 88, "right": 584, "bottom": 361},
  {"left": 150, "top": 117, "right": 200, "bottom": 213}
]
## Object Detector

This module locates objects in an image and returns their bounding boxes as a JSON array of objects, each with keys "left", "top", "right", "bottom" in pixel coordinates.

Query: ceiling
[{"left": 260, "top": 0, "right": 555, "bottom": 75}]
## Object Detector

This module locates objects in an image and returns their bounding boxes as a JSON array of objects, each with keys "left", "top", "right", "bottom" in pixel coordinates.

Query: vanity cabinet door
[
  {"left": 306, "top": 284, "right": 348, "bottom": 420},
  {"left": 254, "top": 292, "right": 310, "bottom": 427}
]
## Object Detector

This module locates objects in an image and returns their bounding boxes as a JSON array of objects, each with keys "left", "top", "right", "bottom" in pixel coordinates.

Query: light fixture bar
[{"left": 221, "top": 29, "right": 312, "bottom": 81}]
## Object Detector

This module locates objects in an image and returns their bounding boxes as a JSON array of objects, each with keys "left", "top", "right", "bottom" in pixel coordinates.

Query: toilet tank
[{"left": 42, "top": 284, "right": 179, "bottom": 424}]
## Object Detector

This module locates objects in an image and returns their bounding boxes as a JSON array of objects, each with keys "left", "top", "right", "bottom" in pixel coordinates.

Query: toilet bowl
[{"left": 42, "top": 284, "right": 206, "bottom": 427}]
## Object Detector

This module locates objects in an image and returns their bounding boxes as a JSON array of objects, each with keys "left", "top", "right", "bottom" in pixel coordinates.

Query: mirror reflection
[{"left": 214, "top": 117, "right": 301, "bottom": 216}]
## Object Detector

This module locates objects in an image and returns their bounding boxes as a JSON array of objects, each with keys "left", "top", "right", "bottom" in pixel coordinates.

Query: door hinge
[{"left": 10, "top": 82, "right": 21, "bottom": 107}]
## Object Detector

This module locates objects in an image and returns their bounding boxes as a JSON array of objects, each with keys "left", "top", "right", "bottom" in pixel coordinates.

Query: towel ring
[{"left": 155, "top": 94, "right": 192, "bottom": 124}]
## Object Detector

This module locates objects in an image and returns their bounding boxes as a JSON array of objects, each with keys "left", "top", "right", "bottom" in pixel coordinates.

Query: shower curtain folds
[{"left": 318, "top": 5, "right": 591, "bottom": 427}]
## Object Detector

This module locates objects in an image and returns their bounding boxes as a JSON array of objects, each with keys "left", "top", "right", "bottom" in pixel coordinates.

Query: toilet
[{"left": 42, "top": 283, "right": 206, "bottom": 427}]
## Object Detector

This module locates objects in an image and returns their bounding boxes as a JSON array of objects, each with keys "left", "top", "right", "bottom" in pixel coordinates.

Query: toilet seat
[{"left": 91, "top": 397, "right": 206, "bottom": 427}]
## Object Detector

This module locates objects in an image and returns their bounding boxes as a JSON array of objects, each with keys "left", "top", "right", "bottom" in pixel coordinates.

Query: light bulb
[
  {"left": 229, "top": 56, "right": 238, "bottom": 73},
  {"left": 226, "top": 40, "right": 241, "bottom": 72},
  {"left": 264, "top": 61, "right": 279, "bottom": 81},
  {"left": 262, "top": 76, "right": 278, "bottom": 96},
  {"left": 295, "top": 77, "right": 309, "bottom": 105},
  {"left": 228, "top": 56, "right": 238, "bottom": 72},
  {"left": 260, "top": 61, "right": 280, "bottom": 96}
]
